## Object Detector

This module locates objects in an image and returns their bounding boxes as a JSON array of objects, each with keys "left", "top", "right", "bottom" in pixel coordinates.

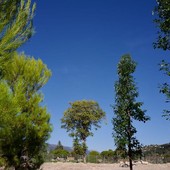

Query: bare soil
[{"left": 41, "top": 162, "right": 170, "bottom": 170}]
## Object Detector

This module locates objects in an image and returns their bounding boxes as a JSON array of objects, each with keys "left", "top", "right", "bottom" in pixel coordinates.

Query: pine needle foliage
[
  {"left": 0, "top": 0, "right": 35, "bottom": 64},
  {"left": 0, "top": 53, "right": 52, "bottom": 169}
]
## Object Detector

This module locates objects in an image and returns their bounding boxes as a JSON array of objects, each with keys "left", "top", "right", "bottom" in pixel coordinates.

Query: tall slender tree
[
  {"left": 61, "top": 100, "right": 105, "bottom": 163},
  {"left": 113, "top": 55, "right": 150, "bottom": 170}
]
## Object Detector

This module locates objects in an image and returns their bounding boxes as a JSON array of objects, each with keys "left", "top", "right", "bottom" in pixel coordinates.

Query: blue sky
[{"left": 20, "top": 0, "right": 170, "bottom": 152}]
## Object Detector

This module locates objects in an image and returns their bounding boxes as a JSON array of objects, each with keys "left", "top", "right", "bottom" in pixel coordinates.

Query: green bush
[{"left": 0, "top": 157, "right": 6, "bottom": 167}]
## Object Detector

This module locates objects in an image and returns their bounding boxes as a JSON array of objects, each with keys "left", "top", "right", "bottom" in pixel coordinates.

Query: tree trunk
[
  {"left": 82, "top": 140, "right": 87, "bottom": 163},
  {"left": 128, "top": 145, "right": 133, "bottom": 170},
  {"left": 83, "top": 154, "right": 87, "bottom": 163},
  {"left": 128, "top": 111, "right": 133, "bottom": 170}
]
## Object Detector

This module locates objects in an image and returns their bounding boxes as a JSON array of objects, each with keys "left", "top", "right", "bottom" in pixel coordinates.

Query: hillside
[
  {"left": 142, "top": 143, "right": 170, "bottom": 163},
  {"left": 47, "top": 144, "right": 72, "bottom": 152}
]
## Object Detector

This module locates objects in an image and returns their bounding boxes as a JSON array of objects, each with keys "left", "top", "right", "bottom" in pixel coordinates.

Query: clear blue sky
[{"left": 20, "top": 0, "right": 170, "bottom": 152}]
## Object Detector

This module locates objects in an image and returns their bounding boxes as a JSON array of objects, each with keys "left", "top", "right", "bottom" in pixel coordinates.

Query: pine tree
[
  {"left": 113, "top": 55, "right": 150, "bottom": 170},
  {"left": 55, "top": 141, "right": 64, "bottom": 150},
  {"left": 0, "top": 53, "right": 52, "bottom": 169}
]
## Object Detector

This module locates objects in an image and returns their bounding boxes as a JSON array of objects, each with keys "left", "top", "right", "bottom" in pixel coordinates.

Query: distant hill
[
  {"left": 47, "top": 143, "right": 72, "bottom": 152},
  {"left": 47, "top": 143, "right": 90, "bottom": 154},
  {"left": 142, "top": 143, "right": 170, "bottom": 163}
]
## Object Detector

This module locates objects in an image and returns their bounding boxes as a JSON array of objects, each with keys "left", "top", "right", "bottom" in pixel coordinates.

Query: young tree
[
  {"left": 71, "top": 137, "right": 85, "bottom": 162},
  {"left": 0, "top": 0, "right": 35, "bottom": 63},
  {"left": 153, "top": 0, "right": 170, "bottom": 120},
  {"left": 113, "top": 55, "right": 150, "bottom": 170},
  {"left": 61, "top": 100, "right": 105, "bottom": 163},
  {"left": 55, "top": 141, "right": 64, "bottom": 150},
  {"left": 52, "top": 141, "right": 69, "bottom": 160},
  {"left": 0, "top": 53, "right": 52, "bottom": 169}
]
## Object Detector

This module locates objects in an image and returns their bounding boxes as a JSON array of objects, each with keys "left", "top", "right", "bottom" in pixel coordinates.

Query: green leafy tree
[
  {"left": 100, "top": 150, "right": 115, "bottom": 158},
  {"left": 153, "top": 0, "right": 170, "bottom": 50},
  {"left": 51, "top": 141, "right": 70, "bottom": 160},
  {"left": 0, "top": 0, "right": 35, "bottom": 64},
  {"left": 113, "top": 55, "right": 150, "bottom": 170},
  {"left": 152, "top": 0, "right": 170, "bottom": 120},
  {"left": 61, "top": 100, "right": 106, "bottom": 163},
  {"left": 0, "top": 53, "right": 52, "bottom": 169},
  {"left": 52, "top": 150, "right": 69, "bottom": 160},
  {"left": 89, "top": 151, "right": 100, "bottom": 157},
  {"left": 100, "top": 149, "right": 116, "bottom": 163},
  {"left": 88, "top": 151, "right": 100, "bottom": 163}
]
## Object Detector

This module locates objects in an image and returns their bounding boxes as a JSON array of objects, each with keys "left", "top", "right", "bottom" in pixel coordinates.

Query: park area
[{"left": 41, "top": 162, "right": 170, "bottom": 170}]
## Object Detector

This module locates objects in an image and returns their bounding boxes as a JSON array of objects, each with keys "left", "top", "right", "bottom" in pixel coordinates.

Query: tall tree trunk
[
  {"left": 128, "top": 111, "right": 133, "bottom": 170},
  {"left": 128, "top": 144, "right": 133, "bottom": 170},
  {"left": 83, "top": 154, "right": 87, "bottom": 163},
  {"left": 82, "top": 140, "right": 87, "bottom": 163}
]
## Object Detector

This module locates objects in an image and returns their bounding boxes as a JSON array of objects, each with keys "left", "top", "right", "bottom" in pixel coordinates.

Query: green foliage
[
  {"left": 0, "top": 0, "right": 35, "bottom": 64},
  {"left": 100, "top": 149, "right": 117, "bottom": 163},
  {"left": 113, "top": 55, "right": 150, "bottom": 170},
  {"left": 0, "top": 157, "right": 6, "bottom": 167},
  {"left": 51, "top": 141, "right": 69, "bottom": 160},
  {"left": 88, "top": 151, "right": 100, "bottom": 163},
  {"left": 0, "top": 53, "right": 52, "bottom": 169},
  {"left": 115, "top": 145, "right": 128, "bottom": 160},
  {"left": 152, "top": 1, "right": 170, "bottom": 120},
  {"left": 61, "top": 100, "right": 105, "bottom": 162},
  {"left": 55, "top": 141, "right": 64, "bottom": 150},
  {"left": 89, "top": 151, "right": 100, "bottom": 157},
  {"left": 100, "top": 149, "right": 115, "bottom": 159},
  {"left": 52, "top": 149, "right": 69, "bottom": 159},
  {"left": 153, "top": 0, "right": 170, "bottom": 50},
  {"left": 72, "top": 137, "right": 85, "bottom": 157},
  {"left": 159, "top": 60, "right": 170, "bottom": 120}
]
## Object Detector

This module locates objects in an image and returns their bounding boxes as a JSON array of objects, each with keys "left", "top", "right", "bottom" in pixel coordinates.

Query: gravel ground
[{"left": 41, "top": 162, "right": 170, "bottom": 170}]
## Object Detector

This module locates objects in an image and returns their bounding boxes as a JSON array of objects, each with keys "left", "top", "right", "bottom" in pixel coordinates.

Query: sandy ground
[{"left": 41, "top": 162, "right": 170, "bottom": 170}]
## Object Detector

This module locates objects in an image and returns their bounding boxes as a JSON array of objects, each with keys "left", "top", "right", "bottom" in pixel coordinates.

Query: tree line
[
  {"left": 0, "top": 0, "right": 169, "bottom": 170},
  {"left": 47, "top": 141, "right": 141, "bottom": 164},
  {"left": 47, "top": 141, "right": 170, "bottom": 164}
]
